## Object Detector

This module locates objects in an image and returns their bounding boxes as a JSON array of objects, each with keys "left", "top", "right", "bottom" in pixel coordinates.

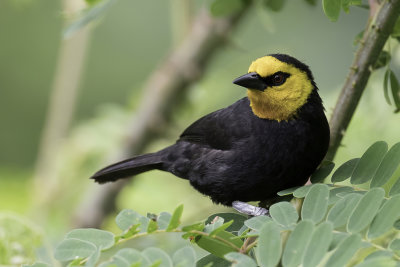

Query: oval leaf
[
  {"left": 371, "top": 142, "right": 400, "bottom": 188},
  {"left": 157, "top": 212, "right": 172, "bottom": 230},
  {"left": 368, "top": 194, "right": 400, "bottom": 239},
  {"left": 325, "top": 234, "right": 362, "bottom": 267},
  {"left": 256, "top": 221, "right": 282, "bottom": 267},
  {"left": 351, "top": 141, "right": 388, "bottom": 185},
  {"left": 115, "top": 248, "right": 144, "bottom": 265},
  {"left": 329, "top": 186, "right": 354, "bottom": 204},
  {"left": 270, "top": 202, "right": 298, "bottom": 229},
  {"left": 310, "top": 161, "right": 335, "bottom": 183},
  {"left": 389, "top": 177, "right": 400, "bottom": 196},
  {"left": 224, "top": 252, "right": 257, "bottom": 267},
  {"left": 331, "top": 158, "right": 359, "bottom": 183},
  {"left": 166, "top": 204, "right": 183, "bottom": 231},
  {"left": 347, "top": 188, "right": 385, "bottom": 233},
  {"left": 293, "top": 185, "right": 312, "bottom": 198},
  {"left": 282, "top": 220, "right": 314, "bottom": 267},
  {"left": 303, "top": 222, "right": 333, "bottom": 267},
  {"left": 322, "top": 0, "right": 341, "bottom": 21},
  {"left": 115, "top": 209, "right": 140, "bottom": 231},
  {"left": 327, "top": 193, "right": 362, "bottom": 229},
  {"left": 390, "top": 70, "right": 400, "bottom": 111},
  {"left": 301, "top": 184, "right": 329, "bottom": 223},
  {"left": 244, "top": 215, "right": 271, "bottom": 231},
  {"left": 389, "top": 239, "right": 400, "bottom": 251},
  {"left": 66, "top": 228, "right": 114, "bottom": 250},
  {"left": 142, "top": 247, "right": 173, "bottom": 267},
  {"left": 173, "top": 246, "right": 196, "bottom": 267},
  {"left": 54, "top": 238, "right": 97, "bottom": 261}
]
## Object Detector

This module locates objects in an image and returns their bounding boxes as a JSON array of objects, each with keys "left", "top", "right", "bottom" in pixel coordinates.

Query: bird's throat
[{"left": 247, "top": 90, "right": 305, "bottom": 121}]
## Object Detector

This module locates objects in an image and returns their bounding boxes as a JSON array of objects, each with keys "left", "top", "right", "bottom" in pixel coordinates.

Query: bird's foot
[{"left": 232, "top": 201, "right": 269, "bottom": 216}]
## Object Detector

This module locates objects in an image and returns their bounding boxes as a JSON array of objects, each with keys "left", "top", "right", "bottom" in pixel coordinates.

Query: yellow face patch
[{"left": 246, "top": 56, "right": 313, "bottom": 121}]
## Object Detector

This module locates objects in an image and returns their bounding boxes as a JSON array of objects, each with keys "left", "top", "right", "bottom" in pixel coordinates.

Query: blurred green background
[{"left": 0, "top": 0, "right": 399, "bottom": 265}]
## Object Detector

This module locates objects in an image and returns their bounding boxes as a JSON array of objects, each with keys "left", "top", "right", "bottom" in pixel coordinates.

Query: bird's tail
[{"left": 91, "top": 153, "right": 163, "bottom": 184}]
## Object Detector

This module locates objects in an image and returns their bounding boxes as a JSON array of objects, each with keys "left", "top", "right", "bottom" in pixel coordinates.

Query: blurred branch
[
  {"left": 33, "top": 0, "right": 91, "bottom": 211},
  {"left": 326, "top": 0, "right": 400, "bottom": 161},
  {"left": 73, "top": 6, "right": 251, "bottom": 228}
]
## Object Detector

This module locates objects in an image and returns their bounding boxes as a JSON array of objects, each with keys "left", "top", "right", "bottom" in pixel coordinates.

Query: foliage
[
  {"left": 24, "top": 141, "right": 400, "bottom": 266},
  {"left": 0, "top": 213, "right": 43, "bottom": 266}
]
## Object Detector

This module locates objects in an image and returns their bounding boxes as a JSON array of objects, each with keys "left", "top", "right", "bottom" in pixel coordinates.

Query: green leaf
[
  {"left": 85, "top": 248, "right": 100, "bottom": 267},
  {"left": 353, "top": 257, "right": 397, "bottom": 267},
  {"left": 384, "top": 69, "right": 392, "bottom": 105},
  {"left": 277, "top": 187, "right": 300, "bottom": 196},
  {"left": 204, "top": 217, "right": 224, "bottom": 234},
  {"left": 65, "top": 228, "right": 114, "bottom": 250},
  {"left": 327, "top": 193, "right": 362, "bottom": 228},
  {"left": 157, "top": 212, "right": 172, "bottom": 230},
  {"left": 224, "top": 252, "right": 257, "bottom": 267},
  {"left": 195, "top": 231, "right": 242, "bottom": 258},
  {"left": 310, "top": 161, "right": 335, "bottom": 183},
  {"left": 328, "top": 186, "right": 354, "bottom": 204},
  {"left": 173, "top": 246, "right": 196, "bottom": 267},
  {"left": 301, "top": 184, "right": 330, "bottom": 223},
  {"left": 98, "top": 256, "right": 130, "bottom": 267},
  {"left": 205, "top": 213, "right": 247, "bottom": 234},
  {"left": 325, "top": 234, "right": 362, "bottom": 267},
  {"left": 196, "top": 254, "right": 230, "bottom": 267},
  {"left": 115, "top": 209, "right": 141, "bottom": 231},
  {"left": 166, "top": 204, "right": 183, "bottom": 231},
  {"left": 269, "top": 202, "right": 298, "bottom": 229},
  {"left": 389, "top": 177, "right": 400, "bottom": 196},
  {"left": 244, "top": 215, "right": 271, "bottom": 231},
  {"left": 371, "top": 142, "right": 400, "bottom": 188},
  {"left": 389, "top": 239, "right": 400, "bottom": 251},
  {"left": 365, "top": 250, "right": 393, "bottom": 261},
  {"left": 143, "top": 247, "right": 173, "bottom": 267},
  {"left": 293, "top": 185, "right": 312, "bottom": 198},
  {"left": 210, "top": 0, "right": 244, "bottom": 17},
  {"left": 390, "top": 70, "right": 400, "bottom": 112},
  {"left": 115, "top": 248, "right": 144, "bottom": 265},
  {"left": 347, "top": 188, "right": 385, "bottom": 233},
  {"left": 210, "top": 221, "right": 234, "bottom": 236},
  {"left": 54, "top": 238, "right": 97, "bottom": 261},
  {"left": 368, "top": 194, "right": 400, "bottom": 238},
  {"left": 351, "top": 141, "right": 388, "bottom": 185},
  {"left": 182, "top": 222, "right": 205, "bottom": 232},
  {"left": 322, "top": 0, "right": 342, "bottom": 21},
  {"left": 329, "top": 232, "right": 348, "bottom": 251},
  {"left": 373, "top": 50, "right": 391, "bottom": 70},
  {"left": 256, "top": 221, "right": 282, "bottom": 267},
  {"left": 331, "top": 158, "right": 359, "bottom": 183},
  {"left": 303, "top": 222, "right": 333, "bottom": 267},
  {"left": 391, "top": 17, "right": 400, "bottom": 37},
  {"left": 304, "top": 0, "right": 317, "bottom": 6},
  {"left": 282, "top": 221, "right": 314, "bottom": 267},
  {"left": 147, "top": 219, "right": 158, "bottom": 233},
  {"left": 263, "top": 0, "right": 286, "bottom": 12}
]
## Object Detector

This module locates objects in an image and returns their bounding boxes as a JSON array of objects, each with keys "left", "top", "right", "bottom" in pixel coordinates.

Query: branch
[
  {"left": 32, "top": 0, "right": 91, "bottom": 213},
  {"left": 72, "top": 6, "right": 250, "bottom": 228},
  {"left": 326, "top": 0, "right": 400, "bottom": 161}
]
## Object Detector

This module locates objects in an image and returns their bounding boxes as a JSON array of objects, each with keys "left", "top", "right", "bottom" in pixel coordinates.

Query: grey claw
[{"left": 232, "top": 201, "right": 269, "bottom": 216}]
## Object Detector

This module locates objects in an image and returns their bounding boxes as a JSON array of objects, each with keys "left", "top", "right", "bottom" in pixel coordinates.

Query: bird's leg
[{"left": 232, "top": 201, "right": 269, "bottom": 216}]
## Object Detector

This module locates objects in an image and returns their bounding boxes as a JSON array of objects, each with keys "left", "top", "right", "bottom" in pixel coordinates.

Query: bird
[{"left": 91, "top": 54, "right": 330, "bottom": 216}]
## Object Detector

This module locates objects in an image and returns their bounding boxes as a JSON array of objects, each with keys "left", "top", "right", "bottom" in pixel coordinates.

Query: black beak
[{"left": 233, "top": 72, "right": 267, "bottom": 91}]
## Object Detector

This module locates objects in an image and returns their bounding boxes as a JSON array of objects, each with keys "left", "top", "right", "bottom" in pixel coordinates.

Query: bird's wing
[{"left": 178, "top": 98, "right": 250, "bottom": 150}]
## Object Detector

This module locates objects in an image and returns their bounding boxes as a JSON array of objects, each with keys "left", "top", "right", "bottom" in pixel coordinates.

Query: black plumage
[{"left": 92, "top": 54, "right": 330, "bottom": 207}]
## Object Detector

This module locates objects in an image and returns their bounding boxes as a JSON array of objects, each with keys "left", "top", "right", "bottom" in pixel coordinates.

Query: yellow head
[{"left": 233, "top": 54, "right": 316, "bottom": 121}]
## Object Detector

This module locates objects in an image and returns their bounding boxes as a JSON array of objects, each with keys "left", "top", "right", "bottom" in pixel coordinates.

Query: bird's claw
[{"left": 232, "top": 201, "right": 269, "bottom": 216}]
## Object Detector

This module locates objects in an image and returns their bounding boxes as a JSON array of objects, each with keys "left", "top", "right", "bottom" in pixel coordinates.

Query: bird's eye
[{"left": 272, "top": 73, "right": 286, "bottom": 86}]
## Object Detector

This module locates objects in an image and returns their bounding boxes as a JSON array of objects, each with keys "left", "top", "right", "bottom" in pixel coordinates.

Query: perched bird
[{"left": 92, "top": 54, "right": 330, "bottom": 216}]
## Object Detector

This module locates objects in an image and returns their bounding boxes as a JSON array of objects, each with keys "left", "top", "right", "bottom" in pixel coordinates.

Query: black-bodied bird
[{"left": 91, "top": 54, "right": 330, "bottom": 216}]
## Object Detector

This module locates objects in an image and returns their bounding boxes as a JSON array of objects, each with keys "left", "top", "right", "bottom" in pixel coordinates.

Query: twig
[
  {"left": 326, "top": 0, "right": 400, "bottom": 161},
  {"left": 72, "top": 6, "right": 251, "bottom": 228}
]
